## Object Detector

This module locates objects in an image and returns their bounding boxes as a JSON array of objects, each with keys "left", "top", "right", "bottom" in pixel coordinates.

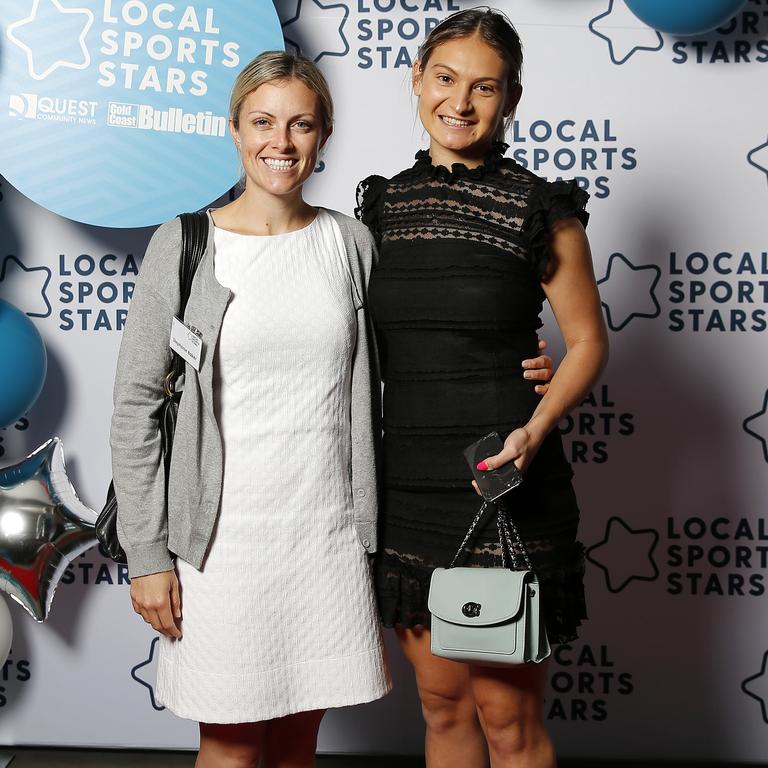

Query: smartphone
[{"left": 463, "top": 431, "right": 523, "bottom": 502}]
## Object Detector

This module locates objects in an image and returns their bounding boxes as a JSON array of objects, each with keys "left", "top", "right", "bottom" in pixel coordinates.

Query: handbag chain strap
[
  {"left": 448, "top": 502, "right": 489, "bottom": 568},
  {"left": 448, "top": 499, "right": 532, "bottom": 572},
  {"left": 497, "top": 503, "right": 532, "bottom": 571}
]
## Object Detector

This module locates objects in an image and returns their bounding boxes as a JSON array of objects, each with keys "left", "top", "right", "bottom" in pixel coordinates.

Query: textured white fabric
[{"left": 156, "top": 209, "right": 390, "bottom": 723}]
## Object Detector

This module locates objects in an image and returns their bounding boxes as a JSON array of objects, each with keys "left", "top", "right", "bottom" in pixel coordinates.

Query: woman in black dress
[{"left": 356, "top": 9, "right": 608, "bottom": 767}]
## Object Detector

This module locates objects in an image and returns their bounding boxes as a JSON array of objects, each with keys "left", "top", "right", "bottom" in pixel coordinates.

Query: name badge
[{"left": 169, "top": 316, "right": 203, "bottom": 371}]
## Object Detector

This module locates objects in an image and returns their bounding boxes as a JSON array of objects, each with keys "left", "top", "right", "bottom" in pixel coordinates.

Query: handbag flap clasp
[{"left": 428, "top": 567, "right": 535, "bottom": 627}]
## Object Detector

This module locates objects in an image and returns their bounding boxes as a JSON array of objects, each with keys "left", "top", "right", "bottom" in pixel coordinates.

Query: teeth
[
  {"left": 263, "top": 158, "right": 295, "bottom": 170},
  {"left": 442, "top": 116, "right": 471, "bottom": 127}
]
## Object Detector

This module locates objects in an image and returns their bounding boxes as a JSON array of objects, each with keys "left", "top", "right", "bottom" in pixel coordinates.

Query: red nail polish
[{"left": 476, "top": 461, "right": 489, "bottom": 471}]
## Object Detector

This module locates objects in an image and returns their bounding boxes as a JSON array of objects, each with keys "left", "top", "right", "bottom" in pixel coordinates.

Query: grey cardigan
[{"left": 110, "top": 209, "right": 381, "bottom": 578}]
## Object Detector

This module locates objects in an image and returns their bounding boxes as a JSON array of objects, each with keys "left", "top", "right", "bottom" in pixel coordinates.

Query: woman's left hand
[
  {"left": 471, "top": 427, "right": 541, "bottom": 495},
  {"left": 522, "top": 339, "right": 554, "bottom": 396}
]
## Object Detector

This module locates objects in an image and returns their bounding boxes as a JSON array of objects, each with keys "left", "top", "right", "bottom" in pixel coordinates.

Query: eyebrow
[
  {"left": 430, "top": 63, "right": 502, "bottom": 83},
  {"left": 245, "top": 111, "right": 316, "bottom": 119}
]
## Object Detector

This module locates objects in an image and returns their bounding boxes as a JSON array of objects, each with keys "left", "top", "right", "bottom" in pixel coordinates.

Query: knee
[
  {"left": 197, "top": 742, "right": 261, "bottom": 768},
  {"left": 200, "top": 753, "right": 260, "bottom": 768},
  {"left": 419, "top": 687, "right": 477, "bottom": 735},
  {"left": 484, "top": 716, "right": 528, "bottom": 756},
  {"left": 480, "top": 708, "right": 551, "bottom": 761},
  {"left": 227, "top": 759, "right": 260, "bottom": 768}
]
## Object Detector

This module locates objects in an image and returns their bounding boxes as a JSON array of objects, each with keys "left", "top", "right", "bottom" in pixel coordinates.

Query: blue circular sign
[{"left": 0, "top": 1, "right": 284, "bottom": 228}]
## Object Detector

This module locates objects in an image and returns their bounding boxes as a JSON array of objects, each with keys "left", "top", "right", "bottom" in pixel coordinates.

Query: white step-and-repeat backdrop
[{"left": 0, "top": 0, "right": 767, "bottom": 761}]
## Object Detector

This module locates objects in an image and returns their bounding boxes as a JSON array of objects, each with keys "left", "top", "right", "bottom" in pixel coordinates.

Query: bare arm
[{"left": 480, "top": 218, "right": 608, "bottom": 474}]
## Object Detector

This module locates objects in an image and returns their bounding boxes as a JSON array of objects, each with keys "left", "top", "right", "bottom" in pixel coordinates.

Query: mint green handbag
[{"left": 428, "top": 503, "right": 551, "bottom": 666}]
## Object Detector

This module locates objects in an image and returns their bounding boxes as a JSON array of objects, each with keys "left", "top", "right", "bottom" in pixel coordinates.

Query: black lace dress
[{"left": 356, "top": 144, "right": 589, "bottom": 645}]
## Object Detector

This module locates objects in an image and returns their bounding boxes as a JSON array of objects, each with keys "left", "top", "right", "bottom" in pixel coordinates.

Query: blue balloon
[
  {"left": 625, "top": 0, "right": 747, "bottom": 35},
  {"left": 0, "top": 299, "right": 47, "bottom": 429}
]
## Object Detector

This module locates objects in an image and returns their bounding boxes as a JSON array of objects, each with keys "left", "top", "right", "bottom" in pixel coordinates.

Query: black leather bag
[{"left": 96, "top": 211, "right": 209, "bottom": 563}]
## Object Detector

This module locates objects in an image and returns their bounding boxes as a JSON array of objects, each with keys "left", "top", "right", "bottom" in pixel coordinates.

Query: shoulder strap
[
  {"left": 177, "top": 211, "right": 209, "bottom": 318},
  {"left": 167, "top": 211, "right": 209, "bottom": 391}
]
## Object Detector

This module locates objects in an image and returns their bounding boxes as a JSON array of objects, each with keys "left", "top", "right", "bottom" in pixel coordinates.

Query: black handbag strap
[
  {"left": 448, "top": 500, "right": 532, "bottom": 572},
  {"left": 166, "top": 211, "right": 209, "bottom": 394}
]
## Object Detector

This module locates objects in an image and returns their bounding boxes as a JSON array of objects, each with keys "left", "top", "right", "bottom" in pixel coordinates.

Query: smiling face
[
  {"left": 413, "top": 34, "right": 520, "bottom": 168},
  {"left": 231, "top": 78, "right": 327, "bottom": 199}
]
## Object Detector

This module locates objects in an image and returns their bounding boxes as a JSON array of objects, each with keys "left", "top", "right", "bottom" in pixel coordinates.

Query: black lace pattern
[
  {"left": 373, "top": 488, "right": 587, "bottom": 644},
  {"left": 355, "top": 147, "right": 591, "bottom": 644},
  {"left": 356, "top": 144, "right": 589, "bottom": 278}
]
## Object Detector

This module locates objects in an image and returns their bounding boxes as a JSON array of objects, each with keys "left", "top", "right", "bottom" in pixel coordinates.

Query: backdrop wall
[{"left": 0, "top": 0, "right": 767, "bottom": 762}]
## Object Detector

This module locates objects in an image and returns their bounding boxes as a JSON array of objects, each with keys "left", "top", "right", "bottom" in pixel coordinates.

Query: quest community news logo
[
  {"left": 5, "top": 0, "right": 234, "bottom": 136},
  {"left": 9, "top": 91, "right": 224, "bottom": 136}
]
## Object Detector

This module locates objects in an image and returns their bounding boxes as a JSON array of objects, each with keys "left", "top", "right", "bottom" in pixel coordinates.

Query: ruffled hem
[
  {"left": 355, "top": 174, "right": 387, "bottom": 248},
  {"left": 375, "top": 543, "right": 587, "bottom": 645},
  {"left": 376, "top": 555, "right": 434, "bottom": 630},
  {"left": 522, "top": 179, "right": 590, "bottom": 278},
  {"left": 413, "top": 141, "right": 509, "bottom": 183},
  {"left": 535, "top": 542, "right": 587, "bottom": 645}
]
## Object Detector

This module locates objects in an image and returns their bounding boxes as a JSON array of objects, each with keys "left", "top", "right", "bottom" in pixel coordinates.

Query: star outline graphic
[
  {"left": 586, "top": 515, "right": 660, "bottom": 593},
  {"left": 747, "top": 137, "right": 768, "bottom": 189},
  {"left": 0, "top": 255, "right": 52, "bottom": 318},
  {"left": 282, "top": 0, "right": 350, "bottom": 62},
  {"left": 588, "top": 0, "right": 664, "bottom": 66},
  {"left": 743, "top": 390, "right": 768, "bottom": 464},
  {"left": 131, "top": 637, "right": 165, "bottom": 711},
  {"left": 597, "top": 252, "right": 661, "bottom": 332},
  {"left": 6, "top": 0, "right": 94, "bottom": 81},
  {"left": 742, "top": 651, "right": 768, "bottom": 724}
]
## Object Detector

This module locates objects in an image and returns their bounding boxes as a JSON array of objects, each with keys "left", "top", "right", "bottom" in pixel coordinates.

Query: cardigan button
[
  {"left": 363, "top": 539, "right": 371, "bottom": 549},
  {"left": 356, "top": 488, "right": 366, "bottom": 498}
]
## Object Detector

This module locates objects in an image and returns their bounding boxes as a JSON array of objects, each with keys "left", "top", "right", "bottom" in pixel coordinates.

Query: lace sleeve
[
  {"left": 355, "top": 175, "right": 387, "bottom": 249},
  {"left": 522, "top": 179, "right": 590, "bottom": 278}
]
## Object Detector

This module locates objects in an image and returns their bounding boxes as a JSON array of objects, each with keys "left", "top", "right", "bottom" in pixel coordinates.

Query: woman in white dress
[{"left": 111, "top": 52, "right": 390, "bottom": 767}]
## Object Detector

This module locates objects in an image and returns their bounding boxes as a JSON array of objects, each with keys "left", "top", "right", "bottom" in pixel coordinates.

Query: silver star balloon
[
  {"left": 0, "top": 595, "right": 11, "bottom": 665},
  {"left": 0, "top": 437, "right": 98, "bottom": 622}
]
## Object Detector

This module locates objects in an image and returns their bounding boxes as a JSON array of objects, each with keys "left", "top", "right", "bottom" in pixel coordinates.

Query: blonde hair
[{"left": 229, "top": 50, "right": 333, "bottom": 139}]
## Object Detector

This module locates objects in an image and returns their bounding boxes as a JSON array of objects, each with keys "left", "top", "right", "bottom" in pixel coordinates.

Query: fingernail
[
  {"left": 523, "top": 371, "right": 532, "bottom": 378},
  {"left": 476, "top": 461, "right": 489, "bottom": 471}
]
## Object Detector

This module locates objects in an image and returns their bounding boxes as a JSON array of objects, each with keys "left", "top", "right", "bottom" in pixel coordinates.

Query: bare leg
[
  {"left": 470, "top": 662, "right": 555, "bottom": 768},
  {"left": 196, "top": 721, "right": 266, "bottom": 768},
  {"left": 396, "top": 625, "right": 489, "bottom": 768},
  {"left": 263, "top": 709, "right": 326, "bottom": 768}
]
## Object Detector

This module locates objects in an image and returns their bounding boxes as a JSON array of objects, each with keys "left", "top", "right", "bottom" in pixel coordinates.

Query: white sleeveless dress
[{"left": 155, "top": 209, "right": 390, "bottom": 723}]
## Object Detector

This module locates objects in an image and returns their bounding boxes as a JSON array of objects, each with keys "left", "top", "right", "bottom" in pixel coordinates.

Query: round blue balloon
[
  {"left": 0, "top": 299, "right": 47, "bottom": 429},
  {"left": 625, "top": 0, "right": 747, "bottom": 36}
]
